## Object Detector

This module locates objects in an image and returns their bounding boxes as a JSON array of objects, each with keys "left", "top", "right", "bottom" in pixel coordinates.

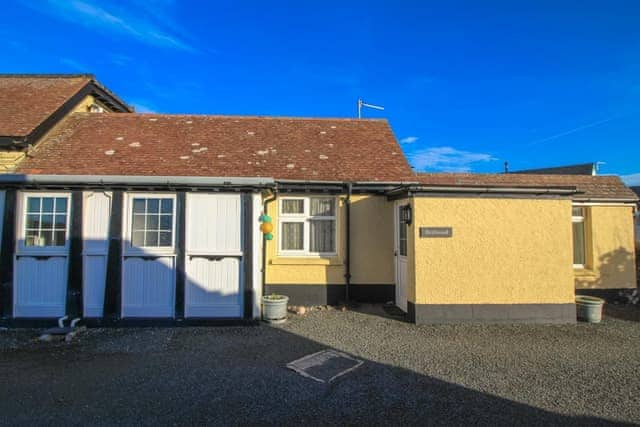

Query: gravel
[{"left": 0, "top": 304, "right": 639, "bottom": 426}]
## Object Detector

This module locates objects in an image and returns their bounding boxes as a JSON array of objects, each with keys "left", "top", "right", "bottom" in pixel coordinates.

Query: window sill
[
  {"left": 574, "top": 268, "right": 597, "bottom": 279},
  {"left": 270, "top": 257, "right": 343, "bottom": 266}
]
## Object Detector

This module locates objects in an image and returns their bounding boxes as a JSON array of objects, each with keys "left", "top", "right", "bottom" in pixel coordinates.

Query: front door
[{"left": 395, "top": 203, "right": 409, "bottom": 312}]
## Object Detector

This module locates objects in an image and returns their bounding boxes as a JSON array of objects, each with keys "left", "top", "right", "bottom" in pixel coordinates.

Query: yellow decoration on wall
[{"left": 260, "top": 222, "right": 274, "bottom": 233}]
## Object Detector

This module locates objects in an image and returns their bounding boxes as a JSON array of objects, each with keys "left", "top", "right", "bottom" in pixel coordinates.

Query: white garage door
[
  {"left": 82, "top": 191, "right": 111, "bottom": 317},
  {"left": 185, "top": 193, "right": 243, "bottom": 318},
  {"left": 14, "top": 193, "right": 70, "bottom": 318},
  {"left": 121, "top": 194, "right": 176, "bottom": 318}
]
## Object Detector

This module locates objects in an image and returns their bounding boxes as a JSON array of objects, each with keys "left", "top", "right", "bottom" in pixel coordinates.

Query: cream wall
[
  {"left": 409, "top": 197, "right": 575, "bottom": 305},
  {"left": 264, "top": 194, "right": 395, "bottom": 285},
  {"left": 575, "top": 205, "right": 636, "bottom": 289}
]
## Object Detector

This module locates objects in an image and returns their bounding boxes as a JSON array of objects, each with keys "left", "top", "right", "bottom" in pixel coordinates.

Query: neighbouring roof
[
  {"left": 416, "top": 173, "right": 638, "bottom": 202},
  {"left": 16, "top": 113, "right": 413, "bottom": 182},
  {"left": 512, "top": 162, "right": 596, "bottom": 175},
  {"left": 0, "top": 74, "right": 131, "bottom": 140}
]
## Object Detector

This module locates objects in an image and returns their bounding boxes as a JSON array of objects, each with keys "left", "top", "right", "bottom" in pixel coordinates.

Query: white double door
[
  {"left": 121, "top": 193, "right": 244, "bottom": 318},
  {"left": 184, "top": 193, "right": 243, "bottom": 318}
]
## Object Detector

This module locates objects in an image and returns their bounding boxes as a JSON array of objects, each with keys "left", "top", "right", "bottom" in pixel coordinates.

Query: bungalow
[{"left": 0, "top": 74, "right": 636, "bottom": 325}]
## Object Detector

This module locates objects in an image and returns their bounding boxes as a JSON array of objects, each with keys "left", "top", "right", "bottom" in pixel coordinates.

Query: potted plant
[
  {"left": 575, "top": 295, "right": 605, "bottom": 323},
  {"left": 262, "top": 294, "right": 289, "bottom": 323}
]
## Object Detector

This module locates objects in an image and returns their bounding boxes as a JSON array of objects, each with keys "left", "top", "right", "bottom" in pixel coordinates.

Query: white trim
[
  {"left": 16, "top": 191, "right": 71, "bottom": 256},
  {"left": 123, "top": 192, "right": 177, "bottom": 256},
  {"left": 278, "top": 196, "right": 338, "bottom": 257},
  {"left": 571, "top": 205, "right": 587, "bottom": 268}
]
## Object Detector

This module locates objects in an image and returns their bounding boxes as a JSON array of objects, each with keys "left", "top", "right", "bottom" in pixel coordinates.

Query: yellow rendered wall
[
  {"left": 410, "top": 197, "right": 575, "bottom": 305},
  {"left": 264, "top": 194, "right": 395, "bottom": 285},
  {"left": 575, "top": 205, "right": 637, "bottom": 289},
  {"left": 0, "top": 151, "right": 26, "bottom": 173}
]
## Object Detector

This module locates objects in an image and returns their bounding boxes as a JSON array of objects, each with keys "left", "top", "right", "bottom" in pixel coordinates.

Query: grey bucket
[
  {"left": 262, "top": 295, "right": 289, "bottom": 324},
  {"left": 575, "top": 295, "right": 605, "bottom": 323}
]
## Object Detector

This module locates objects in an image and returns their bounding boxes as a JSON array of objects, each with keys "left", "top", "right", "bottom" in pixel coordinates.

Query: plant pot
[
  {"left": 262, "top": 295, "right": 289, "bottom": 324},
  {"left": 575, "top": 295, "right": 605, "bottom": 323}
]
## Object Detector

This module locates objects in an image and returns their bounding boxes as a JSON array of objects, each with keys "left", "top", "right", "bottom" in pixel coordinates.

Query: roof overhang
[
  {"left": 0, "top": 174, "right": 274, "bottom": 191},
  {"left": 386, "top": 184, "right": 581, "bottom": 201},
  {"left": 275, "top": 179, "right": 420, "bottom": 194}
]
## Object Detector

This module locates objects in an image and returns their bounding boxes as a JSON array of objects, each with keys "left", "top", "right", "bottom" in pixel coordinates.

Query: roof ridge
[
  {"left": 0, "top": 74, "right": 94, "bottom": 79},
  {"left": 71, "top": 112, "right": 388, "bottom": 122}
]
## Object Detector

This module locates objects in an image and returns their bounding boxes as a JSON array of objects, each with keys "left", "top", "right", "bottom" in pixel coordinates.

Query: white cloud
[
  {"left": 529, "top": 116, "right": 616, "bottom": 146},
  {"left": 409, "top": 146, "right": 497, "bottom": 172},
  {"left": 400, "top": 136, "right": 419, "bottom": 144},
  {"left": 29, "top": 0, "right": 197, "bottom": 52},
  {"left": 59, "top": 57, "right": 90, "bottom": 72},
  {"left": 621, "top": 173, "right": 640, "bottom": 186}
]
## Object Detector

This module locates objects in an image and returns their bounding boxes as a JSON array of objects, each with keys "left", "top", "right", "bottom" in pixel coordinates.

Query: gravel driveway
[{"left": 1, "top": 304, "right": 639, "bottom": 426}]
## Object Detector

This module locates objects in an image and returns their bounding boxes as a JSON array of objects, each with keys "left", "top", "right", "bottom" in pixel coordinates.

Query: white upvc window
[
  {"left": 124, "top": 193, "right": 176, "bottom": 254},
  {"left": 278, "top": 197, "right": 337, "bottom": 256},
  {"left": 19, "top": 192, "right": 71, "bottom": 251},
  {"left": 572, "top": 206, "right": 587, "bottom": 268}
]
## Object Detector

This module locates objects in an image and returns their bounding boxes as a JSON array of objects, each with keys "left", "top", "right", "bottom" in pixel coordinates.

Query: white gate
[
  {"left": 121, "top": 193, "right": 176, "bottom": 318},
  {"left": 82, "top": 192, "right": 111, "bottom": 317},
  {"left": 14, "top": 192, "right": 70, "bottom": 317},
  {"left": 185, "top": 193, "right": 243, "bottom": 318}
]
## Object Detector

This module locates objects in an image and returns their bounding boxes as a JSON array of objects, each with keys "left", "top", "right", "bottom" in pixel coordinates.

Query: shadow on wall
[
  {"left": 5, "top": 236, "right": 244, "bottom": 320},
  {"left": 594, "top": 246, "right": 636, "bottom": 289},
  {"left": 575, "top": 247, "right": 636, "bottom": 291}
]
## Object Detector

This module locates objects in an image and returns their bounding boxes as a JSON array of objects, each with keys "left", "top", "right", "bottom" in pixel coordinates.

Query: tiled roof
[
  {"left": 417, "top": 173, "right": 638, "bottom": 201},
  {"left": 16, "top": 113, "right": 413, "bottom": 182},
  {"left": 0, "top": 75, "right": 92, "bottom": 137},
  {"left": 513, "top": 162, "right": 595, "bottom": 175}
]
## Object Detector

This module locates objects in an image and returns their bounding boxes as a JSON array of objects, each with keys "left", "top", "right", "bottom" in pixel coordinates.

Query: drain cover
[{"left": 287, "top": 349, "right": 364, "bottom": 383}]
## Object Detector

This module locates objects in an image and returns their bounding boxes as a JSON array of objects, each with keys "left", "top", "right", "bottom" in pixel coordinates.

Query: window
[
  {"left": 130, "top": 197, "right": 174, "bottom": 248},
  {"left": 279, "top": 197, "right": 336, "bottom": 255},
  {"left": 398, "top": 205, "right": 409, "bottom": 257},
  {"left": 572, "top": 206, "right": 586, "bottom": 267},
  {"left": 24, "top": 196, "right": 69, "bottom": 247}
]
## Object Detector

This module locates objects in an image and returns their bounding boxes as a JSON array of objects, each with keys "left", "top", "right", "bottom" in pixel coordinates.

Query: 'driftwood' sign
[{"left": 419, "top": 227, "right": 453, "bottom": 238}]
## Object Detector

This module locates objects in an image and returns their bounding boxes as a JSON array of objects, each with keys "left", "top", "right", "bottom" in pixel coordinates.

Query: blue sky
[{"left": 2, "top": 1, "right": 639, "bottom": 183}]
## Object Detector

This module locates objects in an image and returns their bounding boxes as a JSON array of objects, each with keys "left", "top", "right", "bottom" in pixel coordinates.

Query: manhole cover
[{"left": 287, "top": 349, "right": 363, "bottom": 383}]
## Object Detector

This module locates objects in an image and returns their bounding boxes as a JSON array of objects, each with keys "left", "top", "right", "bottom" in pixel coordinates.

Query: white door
[
  {"left": 121, "top": 194, "right": 176, "bottom": 318},
  {"left": 122, "top": 256, "right": 175, "bottom": 317},
  {"left": 185, "top": 193, "right": 243, "bottom": 318},
  {"left": 82, "top": 192, "right": 111, "bottom": 317},
  {"left": 395, "top": 203, "right": 409, "bottom": 312},
  {"left": 14, "top": 193, "right": 71, "bottom": 317}
]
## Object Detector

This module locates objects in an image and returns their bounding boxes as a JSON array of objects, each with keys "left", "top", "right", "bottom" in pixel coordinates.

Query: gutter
[
  {"left": 261, "top": 188, "right": 278, "bottom": 302},
  {"left": 0, "top": 174, "right": 275, "bottom": 188},
  {"left": 344, "top": 183, "right": 352, "bottom": 303},
  {"left": 386, "top": 185, "right": 580, "bottom": 198}
]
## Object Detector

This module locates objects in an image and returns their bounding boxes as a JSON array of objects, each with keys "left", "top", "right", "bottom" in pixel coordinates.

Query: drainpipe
[
  {"left": 344, "top": 183, "right": 353, "bottom": 303},
  {"left": 262, "top": 188, "right": 278, "bottom": 302}
]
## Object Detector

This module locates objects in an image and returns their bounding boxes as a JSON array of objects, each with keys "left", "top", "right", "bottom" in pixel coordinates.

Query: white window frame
[
  {"left": 123, "top": 193, "right": 177, "bottom": 256},
  {"left": 572, "top": 206, "right": 586, "bottom": 269},
  {"left": 16, "top": 191, "right": 71, "bottom": 255},
  {"left": 278, "top": 196, "right": 337, "bottom": 257}
]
